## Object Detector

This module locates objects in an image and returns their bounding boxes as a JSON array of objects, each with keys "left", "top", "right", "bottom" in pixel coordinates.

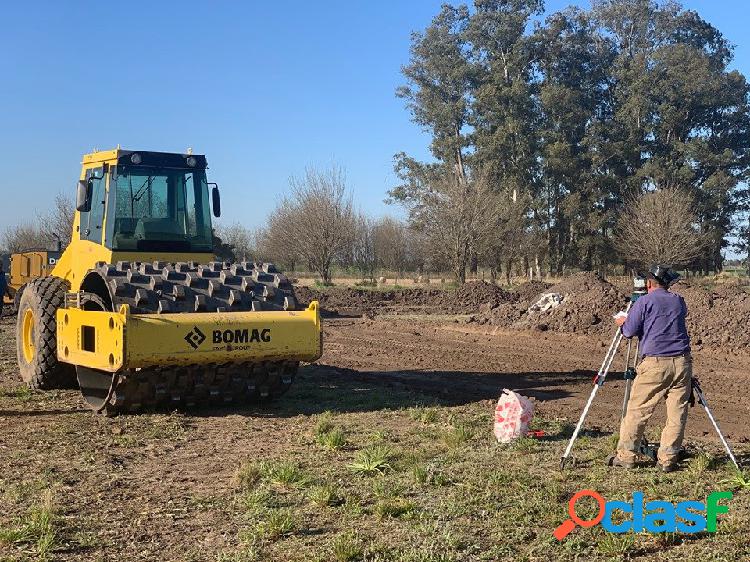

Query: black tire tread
[{"left": 16, "top": 276, "right": 76, "bottom": 389}]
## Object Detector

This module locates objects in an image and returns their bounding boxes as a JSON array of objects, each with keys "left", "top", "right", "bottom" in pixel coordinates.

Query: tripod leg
[
  {"left": 693, "top": 381, "right": 741, "bottom": 470},
  {"left": 561, "top": 328, "right": 625, "bottom": 469},
  {"left": 621, "top": 380, "right": 632, "bottom": 418},
  {"left": 620, "top": 339, "right": 633, "bottom": 420}
]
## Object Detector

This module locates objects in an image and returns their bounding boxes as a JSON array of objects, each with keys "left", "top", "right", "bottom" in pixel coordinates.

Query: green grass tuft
[
  {"left": 314, "top": 412, "right": 335, "bottom": 436},
  {"left": 409, "top": 406, "right": 439, "bottom": 424},
  {"left": 720, "top": 468, "right": 750, "bottom": 491},
  {"left": 254, "top": 509, "right": 295, "bottom": 541},
  {"left": 308, "top": 483, "right": 342, "bottom": 507},
  {"left": 348, "top": 445, "right": 393, "bottom": 476},
  {"left": 0, "top": 488, "right": 59, "bottom": 561},
  {"left": 236, "top": 461, "right": 263, "bottom": 490},
  {"left": 443, "top": 425, "right": 473, "bottom": 448},
  {"left": 0, "top": 386, "right": 33, "bottom": 401},
  {"left": 263, "top": 461, "right": 308, "bottom": 488},
  {"left": 317, "top": 428, "right": 347, "bottom": 451},
  {"left": 374, "top": 497, "right": 416, "bottom": 519},
  {"left": 332, "top": 531, "right": 363, "bottom": 561}
]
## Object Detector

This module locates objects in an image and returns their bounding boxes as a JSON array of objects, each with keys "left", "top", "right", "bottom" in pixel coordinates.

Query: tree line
[{"left": 389, "top": 0, "right": 750, "bottom": 280}]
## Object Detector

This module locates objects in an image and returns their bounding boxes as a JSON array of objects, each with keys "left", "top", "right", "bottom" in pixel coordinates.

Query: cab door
[{"left": 79, "top": 167, "right": 107, "bottom": 244}]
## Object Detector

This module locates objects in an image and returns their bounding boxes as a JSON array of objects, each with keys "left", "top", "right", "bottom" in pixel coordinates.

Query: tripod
[{"left": 560, "top": 278, "right": 742, "bottom": 471}]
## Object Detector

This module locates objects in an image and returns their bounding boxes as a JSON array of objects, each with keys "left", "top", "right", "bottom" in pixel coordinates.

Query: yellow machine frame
[{"left": 57, "top": 302, "right": 321, "bottom": 372}]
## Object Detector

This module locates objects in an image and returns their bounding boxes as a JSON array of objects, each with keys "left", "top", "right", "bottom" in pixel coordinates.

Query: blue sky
[{"left": 1, "top": 1, "right": 748, "bottom": 237}]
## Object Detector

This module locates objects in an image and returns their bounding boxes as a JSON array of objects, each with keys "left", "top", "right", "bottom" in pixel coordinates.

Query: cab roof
[{"left": 82, "top": 148, "right": 207, "bottom": 169}]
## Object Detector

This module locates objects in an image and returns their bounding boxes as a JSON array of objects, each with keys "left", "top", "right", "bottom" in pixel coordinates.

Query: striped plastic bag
[{"left": 493, "top": 389, "right": 535, "bottom": 443}]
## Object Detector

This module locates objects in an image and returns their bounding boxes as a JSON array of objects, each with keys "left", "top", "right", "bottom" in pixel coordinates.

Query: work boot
[
  {"left": 606, "top": 454, "right": 635, "bottom": 469},
  {"left": 660, "top": 462, "right": 679, "bottom": 473}
]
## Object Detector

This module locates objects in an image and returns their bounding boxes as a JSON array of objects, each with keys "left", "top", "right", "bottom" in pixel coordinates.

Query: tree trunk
[{"left": 321, "top": 269, "right": 331, "bottom": 284}]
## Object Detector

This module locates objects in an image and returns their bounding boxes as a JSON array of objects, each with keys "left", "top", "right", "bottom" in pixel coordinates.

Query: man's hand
[{"left": 613, "top": 311, "right": 628, "bottom": 327}]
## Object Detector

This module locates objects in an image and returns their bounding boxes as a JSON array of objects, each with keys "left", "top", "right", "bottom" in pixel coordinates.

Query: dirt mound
[
  {"left": 675, "top": 283, "right": 750, "bottom": 353},
  {"left": 472, "top": 273, "right": 750, "bottom": 353},
  {"left": 294, "top": 281, "right": 515, "bottom": 316},
  {"left": 294, "top": 285, "right": 392, "bottom": 314},
  {"left": 442, "top": 281, "right": 516, "bottom": 311},
  {"left": 515, "top": 272, "right": 625, "bottom": 335},
  {"left": 475, "top": 272, "right": 627, "bottom": 336},
  {"left": 513, "top": 280, "right": 553, "bottom": 305}
]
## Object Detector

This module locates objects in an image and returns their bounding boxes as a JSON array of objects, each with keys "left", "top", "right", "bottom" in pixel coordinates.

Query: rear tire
[{"left": 16, "top": 277, "right": 77, "bottom": 389}]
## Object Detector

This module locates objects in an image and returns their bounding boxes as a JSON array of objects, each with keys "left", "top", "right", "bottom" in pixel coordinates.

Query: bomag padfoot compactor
[{"left": 16, "top": 148, "right": 321, "bottom": 415}]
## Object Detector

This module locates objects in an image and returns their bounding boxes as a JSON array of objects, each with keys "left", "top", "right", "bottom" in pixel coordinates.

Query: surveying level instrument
[{"left": 560, "top": 275, "right": 742, "bottom": 471}]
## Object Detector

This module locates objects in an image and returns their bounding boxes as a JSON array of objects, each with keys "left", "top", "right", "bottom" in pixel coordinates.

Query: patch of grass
[
  {"left": 316, "top": 427, "right": 347, "bottom": 451},
  {"left": 720, "top": 468, "right": 750, "bottom": 491},
  {"left": 313, "top": 280, "right": 335, "bottom": 288},
  {"left": 220, "top": 402, "right": 750, "bottom": 562},
  {"left": 217, "top": 546, "right": 261, "bottom": 562},
  {"left": 0, "top": 488, "right": 59, "bottom": 561},
  {"left": 332, "top": 531, "right": 363, "bottom": 561},
  {"left": 374, "top": 497, "right": 416, "bottom": 519},
  {"left": 72, "top": 529, "right": 99, "bottom": 549},
  {"left": 411, "top": 463, "right": 449, "bottom": 487},
  {"left": 371, "top": 478, "right": 404, "bottom": 499},
  {"left": 409, "top": 406, "right": 439, "bottom": 424},
  {"left": 0, "top": 385, "right": 33, "bottom": 401},
  {"left": 412, "top": 464, "right": 428, "bottom": 485},
  {"left": 348, "top": 445, "right": 393, "bottom": 476},
  {"left": 253, "top": 509, "right": 295, "bottom": 541},
  {"left": 369, "top": 429, "right": 391, "bottom": 442},
  {"left": 263, "top": 461, "right": 308, "bottom": 488},
  {"left": 511, "top": 436, "right": 539, "bottom": 452},
  {"left": 241, "top": 488, "right": 275, "bottom": 515},
  {"left": 443, "top": 425, "right": 473, "bottom": 448},
  {"left": 314, "top": 412, "right": 335, "bottom": 436},
  {"left": 596, "top": 532, "right": 636, "bottom": 556},
  {"left": 687, "top": 452, "right": 715, "bottom": 476},
  {"left": 235, "top": 461, "right": 263, "bottom": 490},
  {"left": 143, "top": 413, "right": 189, "bottom": 440},
  {"left": 308, "top": 483, "right": 342, "bottom": 507}
]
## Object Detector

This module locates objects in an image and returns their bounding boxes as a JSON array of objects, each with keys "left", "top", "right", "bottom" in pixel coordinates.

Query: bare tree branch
[{"left": 615, "top": 188, "right": 707, "bottom": 268}]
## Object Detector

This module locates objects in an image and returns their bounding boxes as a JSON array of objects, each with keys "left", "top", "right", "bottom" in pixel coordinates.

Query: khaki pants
[{"left": 616, "top": 355, "right": 692, "bottom": 466}]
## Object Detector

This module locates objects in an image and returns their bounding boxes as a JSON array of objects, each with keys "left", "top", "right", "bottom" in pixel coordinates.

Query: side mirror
[
  {"left": 211, "top": 184, "right": 221, "bottom": 218},
  {"left": 76, "top": 179, "right": 91, "bottom": 212}
]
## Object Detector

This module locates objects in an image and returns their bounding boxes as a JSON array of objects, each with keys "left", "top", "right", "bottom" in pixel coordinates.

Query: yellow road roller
[{"left": 16, "top": 148, "right": 321, "bottom": 414}]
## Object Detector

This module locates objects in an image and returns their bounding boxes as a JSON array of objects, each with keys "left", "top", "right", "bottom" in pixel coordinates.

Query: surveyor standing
[{"left": 611, "top": 265, "right": 691, "bottom": 473}]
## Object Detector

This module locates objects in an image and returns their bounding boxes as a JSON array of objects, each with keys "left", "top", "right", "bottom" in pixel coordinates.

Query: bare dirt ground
[
  {"left": 319, "top": 316, "right": 750, "bottom": 444},
  {"left": 0, "top": 284, "right": 748, "bottom": 560}
]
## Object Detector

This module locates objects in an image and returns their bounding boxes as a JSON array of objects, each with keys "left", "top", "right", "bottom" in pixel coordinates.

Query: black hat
[{"left": 648, "top": 264, "right": 680, "bottom": 287}]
